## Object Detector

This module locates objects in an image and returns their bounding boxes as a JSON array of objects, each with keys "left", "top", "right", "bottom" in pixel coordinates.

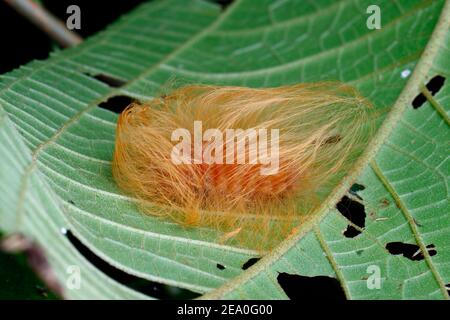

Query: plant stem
[{"left": 4, "top": 0, "right": 83, "bottom": 47}]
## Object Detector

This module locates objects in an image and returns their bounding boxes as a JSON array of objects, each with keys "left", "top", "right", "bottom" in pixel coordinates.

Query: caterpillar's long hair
[{"left": 112, "top": 83, "right": 372, "bottom": 250}]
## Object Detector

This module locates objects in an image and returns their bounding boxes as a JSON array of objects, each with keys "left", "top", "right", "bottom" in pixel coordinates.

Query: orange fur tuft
[{"left": 112, "top": 83, "right": 373, "bottom": 250}]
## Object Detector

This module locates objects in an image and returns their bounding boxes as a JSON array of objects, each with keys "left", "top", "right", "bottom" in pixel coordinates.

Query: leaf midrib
[{"left": 371, "top": 161, "right": 449, "bottom": 298}]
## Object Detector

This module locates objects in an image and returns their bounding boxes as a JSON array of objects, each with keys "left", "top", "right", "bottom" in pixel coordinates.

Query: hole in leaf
[
  {"left": 412, "top": 75, "right": 446, "bottom": 109},
  {"left": 98, "top": 95, "right": 134, "bottom": 114},
  {"left": 277, "top": 272, "right": 346, "bottom": 300},
  {"left": 212, "top": 0, "right": 234, "bottom": 10},
  {"left": 349, "top": 183, "right": 365, "bottom": 200},
  {"left": 385, "top": 242, "right": 437, "bottom": 261},
  {"left": 350, "top": 183, "right": 365, "bottom": 193},
  {"left": 336, "top": 195, "right": 366, "bottom": 238},
  {"left": 412, "top": 94, "right": 427, "bottom": 109},
  {"left": 89, "top": 73, "right": 126, "bottom": 88},
  {"left": 342, "top": 226, "right": 360, "bottom": 238},
  {"left": 216, "top": 263, "right": 225, "bottom": 270},
  {"left": 426, "top": 75, "right": 446, "bottom": 95},
  {"left": 65, "top": 230, "right": 199, "bottom": 299},
  {"left": 68, "top": 200, "right": 75, "bottom": 205},
  {"left": 242, "top": 257, "right": 260, "bottom": 270}
]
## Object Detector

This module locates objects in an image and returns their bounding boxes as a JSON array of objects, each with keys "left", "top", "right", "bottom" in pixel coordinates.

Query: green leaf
[{"left": 0, "top": 0, "right": 449, "bottom": 299}]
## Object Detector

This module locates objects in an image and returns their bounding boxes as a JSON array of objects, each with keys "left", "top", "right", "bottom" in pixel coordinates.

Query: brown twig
[{"left": 4, "top": 0, "right": 83, "bottom": 47}]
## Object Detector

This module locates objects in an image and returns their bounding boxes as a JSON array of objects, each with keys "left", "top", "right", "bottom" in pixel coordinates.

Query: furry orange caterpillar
[{"left": 112, "top": 83, "right": 372, "bottom": 250}]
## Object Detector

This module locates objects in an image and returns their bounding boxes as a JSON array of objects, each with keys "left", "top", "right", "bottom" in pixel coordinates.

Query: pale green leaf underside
[{"left": 0, "top": 0, "right": 448, "bottom": 299}]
